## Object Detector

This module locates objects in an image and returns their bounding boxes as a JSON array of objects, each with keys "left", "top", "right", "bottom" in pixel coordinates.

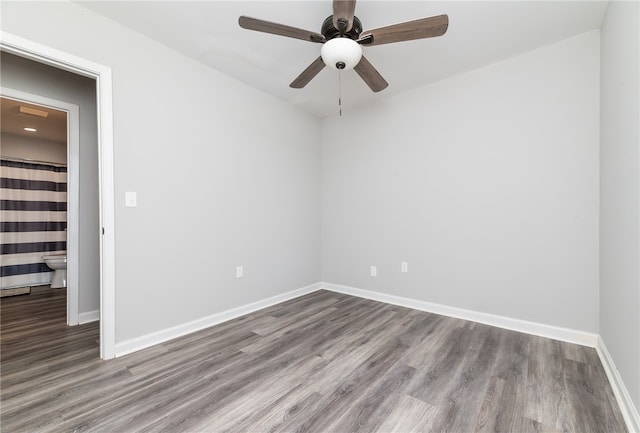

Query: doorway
[
  {"left": 0, "top": 93, "right": 80, "bottom": 325},
  {"left": 1, "top": 32, "right": 116, "bottom": 359}
]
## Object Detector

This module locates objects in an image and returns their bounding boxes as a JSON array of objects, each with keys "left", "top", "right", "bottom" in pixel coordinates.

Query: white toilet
[{"left": 42, "top": 253, "right": 67, "bottom": 288}]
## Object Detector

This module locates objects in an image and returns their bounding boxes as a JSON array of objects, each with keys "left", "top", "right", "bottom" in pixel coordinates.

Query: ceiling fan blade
[
  {"left": 290, "top": 57, "right": 326, "bottom": 88},
  {"left": 333, "top": 0, "right": 357, "bottom": 33},
  {"left": 358, "top": 14, "right": 449, "bottom": 46},
  {"left": 239, "top": 16, "right": 326, "bottom": 43},
  {"left": 354, "top": 56, "right": 388, "bottom": 92}
]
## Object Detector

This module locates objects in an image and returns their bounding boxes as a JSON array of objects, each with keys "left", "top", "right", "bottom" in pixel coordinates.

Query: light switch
[{"left": 125, "top": 191, "right": 137, "bottom": 207}]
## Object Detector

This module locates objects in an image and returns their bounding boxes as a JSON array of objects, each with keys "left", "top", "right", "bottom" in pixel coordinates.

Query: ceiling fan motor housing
[{"left": 321, "top": 15, "right": 362, "bottom": 41}]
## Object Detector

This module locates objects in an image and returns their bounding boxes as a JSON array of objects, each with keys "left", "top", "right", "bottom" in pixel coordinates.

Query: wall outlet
[
  {"left": 236, "top": 266, "right": 244, "bottom": 278},
  {"left": 370, "top": 266, "right": 377, "bottom": 277},
  {"left": 401, "top": 262, "right": 408, "bottom": 273}
]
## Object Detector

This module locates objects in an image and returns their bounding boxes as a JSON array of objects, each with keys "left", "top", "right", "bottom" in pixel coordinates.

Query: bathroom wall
[
  {"left": 1, "top": 52, "right": 100, "bottom": 316},
  {"left": 1, "top": 132, "right": 67, "bottom": 165}
]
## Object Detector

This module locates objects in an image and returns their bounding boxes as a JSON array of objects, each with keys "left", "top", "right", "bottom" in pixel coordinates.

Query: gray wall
[
  {"left": 600, "top": 0, "right": 640, "bottom": 412},
  {"left": 1, "top": 52, "right": 100, "bottom": 315},
  {"left": 1, "top": 1, "right": 322, "bottom": 344},
  {"left": 1, "top": 133, "right": 67, "bottom": 164},
  {"left": 321, "top": 30, "right": 601, "bottom": 333}
]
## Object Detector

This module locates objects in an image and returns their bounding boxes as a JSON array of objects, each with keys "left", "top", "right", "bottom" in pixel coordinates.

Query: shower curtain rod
[{"left": 1, "top": 155, "right": 67, "bottom": 168}]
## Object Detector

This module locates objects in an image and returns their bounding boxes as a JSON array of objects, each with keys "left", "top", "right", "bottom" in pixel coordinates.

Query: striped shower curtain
[{"left": 1, "top": 159, "right": 67, "bottom": 290}]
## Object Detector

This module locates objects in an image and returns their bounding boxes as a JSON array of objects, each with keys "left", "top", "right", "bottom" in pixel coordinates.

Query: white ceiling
[{"left": 78, "top": 1, "right": 608, "bottom": 118}]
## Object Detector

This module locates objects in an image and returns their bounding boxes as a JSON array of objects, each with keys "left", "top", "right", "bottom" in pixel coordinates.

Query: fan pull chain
[{"left": 338, "top": 69, "right": 342, "bottom": 117}]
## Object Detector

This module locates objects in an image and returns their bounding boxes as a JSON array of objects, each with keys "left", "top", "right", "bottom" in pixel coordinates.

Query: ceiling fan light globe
[{"left": 321, "top": 38, "right": 363, "bottom": 71}]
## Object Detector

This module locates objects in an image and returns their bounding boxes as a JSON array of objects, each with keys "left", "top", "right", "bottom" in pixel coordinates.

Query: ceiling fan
[{"left": 239, "top": 0, "right": 449, "bottom": 93}]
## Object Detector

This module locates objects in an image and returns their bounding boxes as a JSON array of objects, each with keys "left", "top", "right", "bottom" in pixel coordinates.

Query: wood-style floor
[{"left": 1, "top": 287, "right": 628, "bottom": 432}]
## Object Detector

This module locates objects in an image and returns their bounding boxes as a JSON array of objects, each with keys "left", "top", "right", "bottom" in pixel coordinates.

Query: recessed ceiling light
[{"left": 23, "top": 127, "right": 37, "bottom": 132}]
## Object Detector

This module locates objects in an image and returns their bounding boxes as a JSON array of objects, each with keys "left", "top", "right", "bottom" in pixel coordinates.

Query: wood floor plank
[
  {"left": 292, "top": 339, "right": 411, "bottom": 433},
  {"left": 425, "top": 325, "right": 504, "bottom": 432},
  {"left": 407, "top": 326, "right": 476, "bottom": 404},
  {"left": 525, "top": 336, "right": 571, "bottom": 428},
  {"left": 474, "top": 375, "right": 506, "bottom": 432},
  {"left": 192, "top": 357, "right": 327, "bottom": 432},
  {"left": 333, "top": 362, "right": 416, "bottom": 433},
  {"left": 376, "top": 394, "right": 438, "bottom": 433},
  {"left": 0, "top": 287, "right": 628, "bottom": 433},
  {"left": 234, "top": 387, "right": 324, "bottom": 433}
]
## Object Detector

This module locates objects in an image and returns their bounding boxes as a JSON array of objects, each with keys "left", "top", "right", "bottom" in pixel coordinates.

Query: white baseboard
[
  {"left": 114, "top": 282, "right": 322, "bottom": 357},
  {"left": 596, "top": 336, "right": 640, "bottom": 433},
  {"left": 79, "top": 309, "right": 99, "bottom": 324},
  {"left": 321, "top": 282, "right": 599, "bottom": 347}
]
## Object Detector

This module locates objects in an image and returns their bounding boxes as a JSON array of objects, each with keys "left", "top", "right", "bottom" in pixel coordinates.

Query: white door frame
[
  {"left": 1, "top": 88, "right": 80, "bottom": 326},
  {"left": 1, "top": 31, "right": 116, "bottom": 359}
]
